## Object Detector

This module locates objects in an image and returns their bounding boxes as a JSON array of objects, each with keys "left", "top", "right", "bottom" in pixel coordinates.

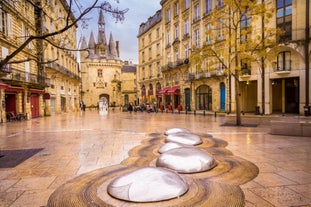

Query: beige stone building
[
  {"left": 80, "top": 10, "right": 136, "bottom": 109},
  {"left": 138, "top": 0, "right": 310, "bottom": 115},
  {"left": 0, "top": 0, "right": 80, "bottom": 122},
  {"left": 137, "top": 10, "right": 163, "bottom": 107},
  {"left": 43, "top": 0, "right": 80, "bottom": 115}
]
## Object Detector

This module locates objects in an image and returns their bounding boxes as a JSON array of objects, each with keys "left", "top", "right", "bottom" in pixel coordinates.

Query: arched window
[{"left": 196, "top": 85, "right": 212, "bottom": 110}]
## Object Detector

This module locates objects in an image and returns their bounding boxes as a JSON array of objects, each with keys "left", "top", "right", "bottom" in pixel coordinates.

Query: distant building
[{"left": 80, "top": 9, "right": 136, "bottom": 109}]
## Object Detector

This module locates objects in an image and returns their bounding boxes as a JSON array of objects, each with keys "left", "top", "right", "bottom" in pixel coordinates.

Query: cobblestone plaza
[{"left": 0, "top": 110, "right": 310, "bottom": 206}]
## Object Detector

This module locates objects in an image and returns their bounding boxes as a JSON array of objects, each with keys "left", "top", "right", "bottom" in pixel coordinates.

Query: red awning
[
  {"left": 157, "top": 88, "right": 169, "bottom": 95},
  {"left": 30, "top": 89, "right": 44, "bottom": 94},
  {"left": 0, "top": 82, "right": 9, "bottom": 89},
  {"left": 167, "top": 86, "right": 180, "bottom": 95},
  {"left": 5, "top": 86, "right": 24, "bottom": 92}
]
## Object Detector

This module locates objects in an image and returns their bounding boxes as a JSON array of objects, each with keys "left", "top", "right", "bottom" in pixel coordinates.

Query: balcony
[
  {"left": 240, "top": 68, "right": 251, "bottom": 77},
  {"left": 161, "top": 59, "right": 188, "bottom": 72},
  {"left": 188, "top": 69, "right": 225, "bottom": 81},
  {"left": 273, "top": 61, "right": 291, "bottom": 74},
  {"left": 1, "top": 67, "right": 50, "bottom": 87},
  {"left": 47, "top": 62, "right": 81, "bottom": 81}
]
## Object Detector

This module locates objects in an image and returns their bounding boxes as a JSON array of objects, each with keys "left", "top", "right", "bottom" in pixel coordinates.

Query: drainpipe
[
  {"left": 261, "top": 0, "right": 265, "bottom": 115},
  {"left": 305, "top": 0, "right": 310, "bottom": 116}
]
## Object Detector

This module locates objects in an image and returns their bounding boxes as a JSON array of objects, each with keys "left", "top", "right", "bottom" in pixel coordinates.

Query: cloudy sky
[{"left": 77, "top": 0, "right": 162, "bottom": 64}]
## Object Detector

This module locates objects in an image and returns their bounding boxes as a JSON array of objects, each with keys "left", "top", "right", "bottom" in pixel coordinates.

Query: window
[
  {"left": 148, "top": 33, "right": 152, "bottom": 43},
  {"left": 142, "top": 51, "right": 145, "bottom": 62},
  {"left": 156, "top": 43, "right": 160, "bottom": 55},
  {"left": 277, "top": 51, "right": 291, "bottom": 71},
  {"left": 276, "top": 0, "right": 292, "bottom": 42},
  {"left": 98, "top": 69, "right": 103, "bottom": 77},
  {"left": 166, "top": 9, "right": 171, "bottom": 23},
  {"left": 184, "top": 19, "right": 189, "bottom": 35},
  {"left": 174, "top": 2, "right": 179, "bottom": 16},
  {"left": 174, "top": 73, "right": 179, "bottom": 84},
  {"left": 194, "top": 4, "right": 200, "bottom": 21},
  {"left": 184, "top": 0, "right": 189, "bottom": 10},
  {"left": 149, "top": 65, "right": 152, "bottom": 78},
  {"left": 206, "top": 24, "right": 211, "bottom": 44},
  {"left": 0, "top": 8, "right": 12, "bottom": 36},
  {"left": 149, "top": 47, "right": 152, "bottom": 59},
  {"left": 218, "top": 0, "right": 224, "bottom": 7},
  {"left": 217, "top": 19, "right": 224, "bottom": 40},
  {"left": 175, "top": 25, "right": 179, "bottom": 40},
  {"left": 185, "top": 45, "right": 189, "bottom": 58},
  {"left": 157, "top": 62, "right": 161, "bottom": 75},
  {"left": 167, "top": 30, "right": 171, "bottom": 45},
  {"left": 156, "top": 28, "right": 160, "bottom": 38},
  {"left": 195, "top": 29, "right": 200, "bottom": 48},
  {"left": 142, "top": 67, "right": 145, "bottom": 79},
  {"left": 240, "top": 13, "right": 251, "bottom": 43},
  {"left": 206, "top": 0, "right": 211, "bottom": 14},
  {"left": 142, "top": 38, "right": 145, "bottom": 47},
  {"left": 175, "top": 51, "right": 179, "bottom": 61}
]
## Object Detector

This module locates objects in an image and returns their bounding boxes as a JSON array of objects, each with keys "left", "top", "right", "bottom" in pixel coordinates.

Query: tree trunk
[{"left": 235, "top": 72, "right": 242, "bottom": 125}]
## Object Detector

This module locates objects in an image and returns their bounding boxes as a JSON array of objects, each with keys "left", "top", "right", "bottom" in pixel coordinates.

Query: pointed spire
[
  {"left": 80, "top": 36, "right": 88, "bottom": 50},
  {"left": 108, "top": 32, "right": 118, "bottom": 58},
  {"left": 98, "top": 29, "right": 106, "bottom": 45},
  {"left": 98, "top": 9, "right": 105, "bottom": 27},
  {"left": 88, "top": 31, "right": 96, "bottom": 49}
]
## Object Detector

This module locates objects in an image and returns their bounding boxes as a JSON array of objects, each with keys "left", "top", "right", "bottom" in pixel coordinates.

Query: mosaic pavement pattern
[{"left": 47, "top": 132, "right": 259, "bottom": 207}]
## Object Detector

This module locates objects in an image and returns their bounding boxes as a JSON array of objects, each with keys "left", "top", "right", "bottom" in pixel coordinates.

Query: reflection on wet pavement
[{"left": 0, "top": 111, "right": 310, "bottom": 206}]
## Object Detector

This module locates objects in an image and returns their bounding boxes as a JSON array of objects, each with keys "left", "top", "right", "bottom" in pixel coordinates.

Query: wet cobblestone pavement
[{"left": 0, "top": 110, "right": 310, "bottom": 207}]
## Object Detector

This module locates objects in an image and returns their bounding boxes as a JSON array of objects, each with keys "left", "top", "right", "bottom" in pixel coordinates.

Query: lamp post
[{"left": 304, "top": 0, "right": 310, "bottom": 116}]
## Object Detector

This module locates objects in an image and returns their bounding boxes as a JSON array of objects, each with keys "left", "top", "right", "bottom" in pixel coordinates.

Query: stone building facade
[
  {"left": 137, "top": 0, "right": 310, "bottom": 115},
  {"left": 43, "top": 0, "right": 80, "bottom": 115},
  {"left": 137, "top": 10, "right": 163, "bottom": 107},
  {"left": 80, "top": 10, "right": 136, "bottom": 109},
  {"left": 0, "top": 0, "right": 80, "bottom": 122}
]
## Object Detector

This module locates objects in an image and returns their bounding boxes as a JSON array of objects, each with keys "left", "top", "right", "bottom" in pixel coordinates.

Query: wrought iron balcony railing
[
  {"left": 47, "top": 62, "right": 81, "bottom": 81},
  {"left": 1, "top": 66, "right": 50, "bottom": 86}
]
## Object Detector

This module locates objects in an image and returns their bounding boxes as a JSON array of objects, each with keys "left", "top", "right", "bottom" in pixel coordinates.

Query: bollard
[
  {"left": 194, "top": 110, "right": 196, "bottom": 115},
  {"left": 214, "top": 111, "right": 216, "bottom": 117},
  {"left": 203, "top": 111, "right": 205, "bottom": 116},
  {"left": 186, "top": 109, "right": 188, "bottom": 115}
]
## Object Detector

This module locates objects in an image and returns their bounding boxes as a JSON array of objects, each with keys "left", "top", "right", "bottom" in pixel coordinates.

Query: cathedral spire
[
  {"left": 80, "top": 36, "right": 88, "bottom": 50},
  {"left": 88, "top": 31, "right": 96, "bottom": 49},
  {"left": 98, "top": 9, "right": 105, "bottom": 27},
  {"left": 108, "top": 32, "right": 118, "bottom": 58},
  {"left": 97, "top": 9, "right": 107, "bottom": 45}
]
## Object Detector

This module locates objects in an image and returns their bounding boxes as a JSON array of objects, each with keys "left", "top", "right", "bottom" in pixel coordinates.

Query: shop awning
[
  {"left": 167, "top": 86, "right": 180, "bottom": 95},
  {"left": 0, "top": 82, "right": 9, "bottom": 89},
  {"left": 30, "top": 89, "right": 44, "bottom": 94},
  {"left": 5, "top": 86, "right": 24, "bottom": 92},
  {"left": 157, "top": 88, "right": 169, "bottom": 95}
]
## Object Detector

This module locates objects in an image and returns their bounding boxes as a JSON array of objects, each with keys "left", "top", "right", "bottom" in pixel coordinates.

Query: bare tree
[{"left": 0, "top": 0, "right": 128, "bottom": 70}]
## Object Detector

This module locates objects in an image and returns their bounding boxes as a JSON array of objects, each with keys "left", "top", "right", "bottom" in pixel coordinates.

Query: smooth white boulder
[
  {"left": 107, "top": 167, "right": 188, "bottom": 202},
  {"left": 166, "top": 132, "right": 202, "bottom": 145},
  {"left": 158, "top": 142, "right": 190, "bottom": 153},
  {"left": 156, "top": 147, "right": 216, "bottom": 173},
  {"left": 164, "top": 128, "right": 191, "bottom": 135}
]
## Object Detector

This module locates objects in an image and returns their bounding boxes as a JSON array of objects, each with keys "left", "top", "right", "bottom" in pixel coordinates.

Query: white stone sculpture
[
  {"left": 156, "top": 147, "right": 216, "bottom": 173},
  {"left": 107, "top": 167, "right": 189, "bottom": 202}
]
